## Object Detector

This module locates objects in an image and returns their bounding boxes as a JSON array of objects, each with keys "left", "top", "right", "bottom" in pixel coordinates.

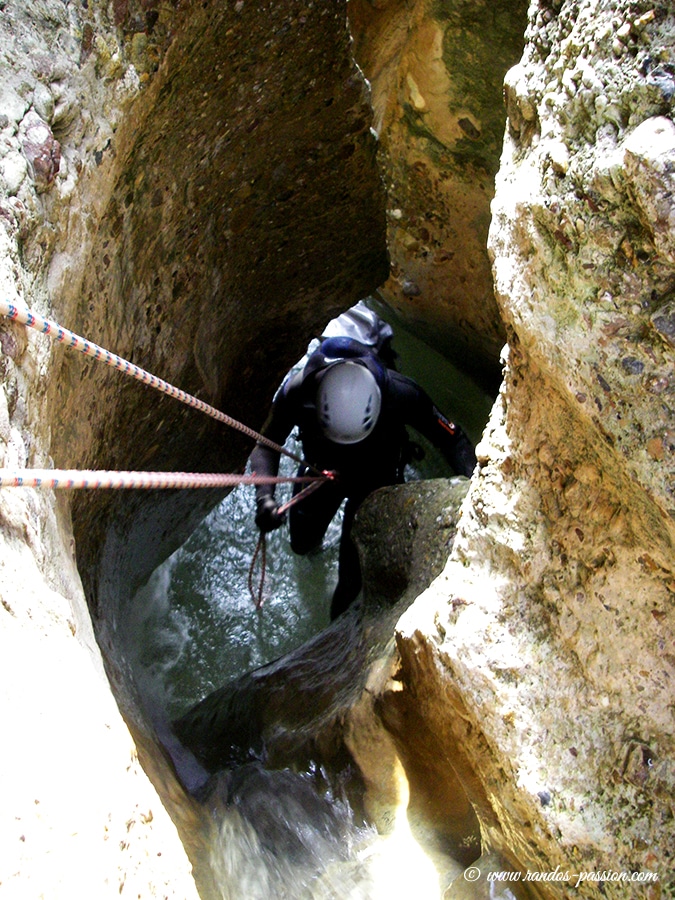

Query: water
[
  {"left": 120, "top": 304, "right": 496, "bottom": 899},
  {"left": 125, "top": 303, "right": 493, "bottom": 722},
  {"left": 197, "top": 756, "right": 480, "bottom": 900},
  {"left": 126, "top": 436, "right": 343, "bottom": 721}
]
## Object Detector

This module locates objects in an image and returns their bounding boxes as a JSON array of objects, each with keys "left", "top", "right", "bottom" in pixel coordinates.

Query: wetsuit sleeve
[
  {"left": 389, "top": 371, "right": 477, "bottom": 478},
  {"left": 249, "top": 376, "right": 299, "bottom": 503}
]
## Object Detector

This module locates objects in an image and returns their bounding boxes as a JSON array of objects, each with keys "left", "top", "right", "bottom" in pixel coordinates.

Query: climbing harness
[{"left": 0, "top": 299, "right": 339, "bottom": 609}]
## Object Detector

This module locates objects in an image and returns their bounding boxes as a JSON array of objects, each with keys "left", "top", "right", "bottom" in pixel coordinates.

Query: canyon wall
[
  {"left": 0, "top": 0, "right": 386, "bottom": 895},
  {"left": 2, "top": 0, "right": 673, "bottom": 897},
  {"left": 349, "top": 0, "right": 529, "bottom": 388},
  {"left": 396, "top": 1, "right": 675, "bottom": 895}
]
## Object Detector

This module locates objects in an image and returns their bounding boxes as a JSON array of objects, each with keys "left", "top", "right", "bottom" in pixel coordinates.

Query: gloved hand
[
  {"left": 255, "top": 496, "right": 286, "bottom": 533},
  {"left": 452, "top": 431, "right": 477, "bottom": 478}
]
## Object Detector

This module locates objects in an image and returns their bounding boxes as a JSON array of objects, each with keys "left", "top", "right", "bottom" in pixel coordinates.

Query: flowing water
[
  {"left": 125, "top": 303, "right": 492, "bottom": 721},
  {"left": 125, "top": 439, "right": 342, "bottom": 722},
  {"left": 121, "top": 303, "right": 496, "bottom": 899}
]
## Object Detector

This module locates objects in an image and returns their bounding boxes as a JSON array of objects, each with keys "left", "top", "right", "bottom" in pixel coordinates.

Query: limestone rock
[
  {"left": 20, "top": 111, "right": 61, "bottom": 192},
  {"left": 349, "top": 0, "right": 530, "bottom": 386},
  {"left": 397, "top": 1, "right": 675, "bottom": 894},
  {"left": 0, "top": 0, "right": 387, "bottom": 895},
  {"left": 623, "top": 115, "right": 675, "bottom": 263},
  {"left": 3, "top": 0, "right": 674, "bottom": 895}
]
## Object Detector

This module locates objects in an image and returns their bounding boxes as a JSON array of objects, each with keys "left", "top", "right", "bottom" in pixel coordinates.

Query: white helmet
[{"left": 317, "top": 361, "right": 382, "bottom": 444}]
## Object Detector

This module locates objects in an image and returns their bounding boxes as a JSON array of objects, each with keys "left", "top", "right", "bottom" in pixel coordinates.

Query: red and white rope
[
  {"left": 0, "top": 469, "right": 323, "bottom": 491},
  {"left": 0, "top": 299, "right": 309, "bottom": 468}
]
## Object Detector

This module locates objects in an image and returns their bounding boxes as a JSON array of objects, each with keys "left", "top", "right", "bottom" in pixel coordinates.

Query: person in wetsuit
[{"left": 249, "top": 308, "right": 476, "bottom": 620}]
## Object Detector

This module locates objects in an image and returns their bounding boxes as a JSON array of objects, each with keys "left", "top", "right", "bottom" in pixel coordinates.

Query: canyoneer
[{"left": 250, "top": 302, "right": 476, "bottom": 619}]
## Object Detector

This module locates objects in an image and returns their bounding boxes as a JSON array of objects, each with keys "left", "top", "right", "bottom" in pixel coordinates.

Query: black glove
[
  {"left": 255, "top": 496, "right": 286, "bottom": 534},
  {"left": 452, "top": 430, "right": 477, "bottom": 478}
]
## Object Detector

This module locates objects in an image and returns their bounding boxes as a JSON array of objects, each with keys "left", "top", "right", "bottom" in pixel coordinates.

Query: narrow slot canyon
[{"left": 0, "top": 1, "right": 673, "bottom": 899}]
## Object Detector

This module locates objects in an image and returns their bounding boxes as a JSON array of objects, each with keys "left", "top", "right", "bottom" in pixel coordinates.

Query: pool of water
[
  {"left": 123, "top": 302, "right": 494, "bottom": 723},
  {"left": 118, "top": 303, "right": 497, "bottom": 899}
]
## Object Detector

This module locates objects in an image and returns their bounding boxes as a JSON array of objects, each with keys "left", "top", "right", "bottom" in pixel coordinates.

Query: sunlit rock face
[
  {"left": 398, "top": 1, "right": 675, "bottom": 892},
  {"left": 348, "top": 0, "right": 529, "bottom": 387}
]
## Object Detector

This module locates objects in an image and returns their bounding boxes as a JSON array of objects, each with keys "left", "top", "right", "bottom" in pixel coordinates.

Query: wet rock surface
[
  {"left": 173, "top": 478, "right": 469, "bottom": 771},
  {"left": 174, "top": 477, "right": 477, "bottom": 889}
]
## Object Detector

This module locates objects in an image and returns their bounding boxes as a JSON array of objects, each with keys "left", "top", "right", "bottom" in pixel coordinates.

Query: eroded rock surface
[
  {"left": 348, "top": 0, "right": 529, "bottom": 385},
  {"left": 3, "top": 0, "right": 673, "bottom": 896},
  {"left": 174, "top": 478, "right": 469, "bottom": 770},
  {"left": 0, "top": 1, "right": 386, "bottom": 895},
  {"left": 397, "top": 2, "right": 675, "bottom": 895},
  {"left": 174, "top": 478, "right": 476, "bottom": 892}
]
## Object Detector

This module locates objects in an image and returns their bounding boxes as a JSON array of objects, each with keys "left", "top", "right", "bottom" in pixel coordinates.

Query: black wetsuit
[{"left": 250, "top": 338, "right": 476, "bottom": 618}]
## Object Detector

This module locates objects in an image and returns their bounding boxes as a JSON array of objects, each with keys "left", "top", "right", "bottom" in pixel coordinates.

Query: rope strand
[
  {"left": 276, "top": 478, "right": 326, "bottom": 515},
  {"left": 0, "top": 469, "right": 323, "bottom": 491},
  {"left": 0, "top": 299, "right": 315, "bottom": 471},
  {"left": 0, "top": 301, "right": 341, "bottom": 613},
  {"left": 248, "top": 531, "right": 267, "bottom": 609}
]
